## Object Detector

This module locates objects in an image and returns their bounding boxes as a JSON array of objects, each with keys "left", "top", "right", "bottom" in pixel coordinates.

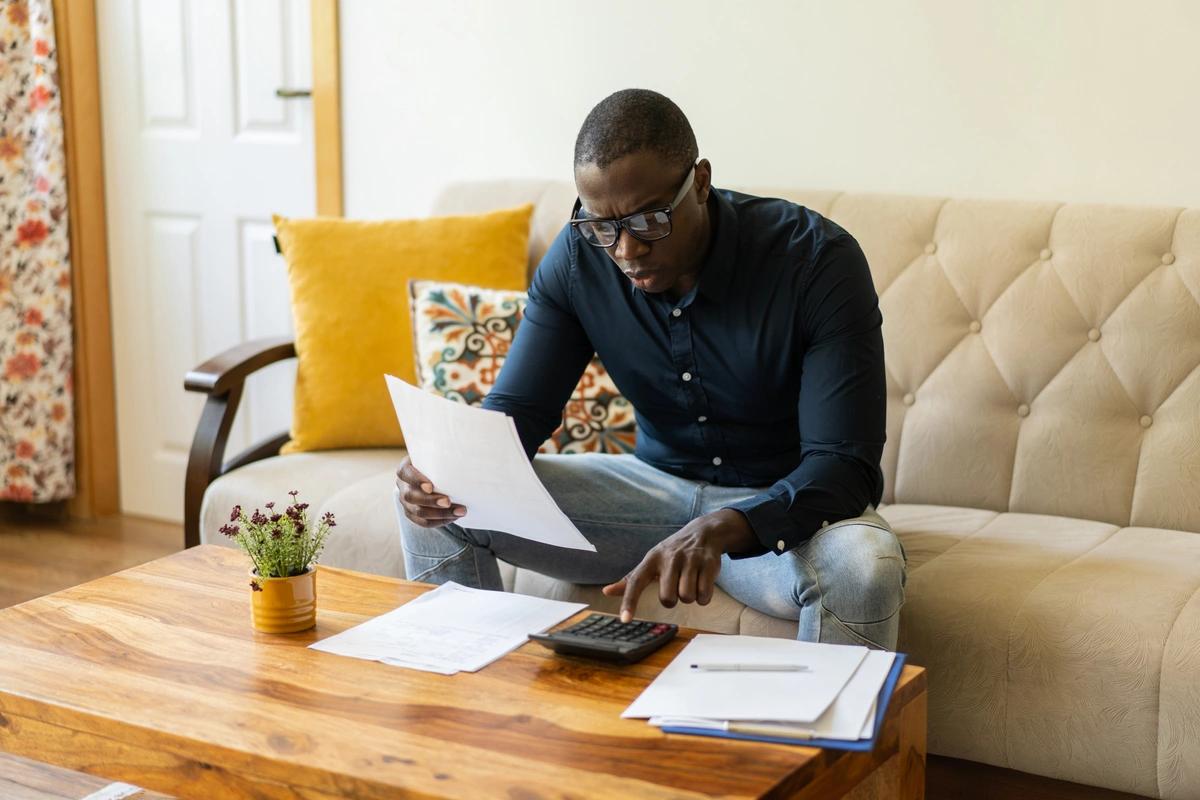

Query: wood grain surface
[{"left": 0, "top": 545, "right": 925, "bottom": 799}]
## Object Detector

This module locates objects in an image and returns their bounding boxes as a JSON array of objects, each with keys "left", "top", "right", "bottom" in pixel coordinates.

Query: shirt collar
[{"left": 695, "top": 188, "right": 738, "bottom": 302}]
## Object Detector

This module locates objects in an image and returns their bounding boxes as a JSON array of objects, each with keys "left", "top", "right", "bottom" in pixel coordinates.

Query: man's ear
[{"left": 694, "top": 158, "right": 712, "bottom": 205}]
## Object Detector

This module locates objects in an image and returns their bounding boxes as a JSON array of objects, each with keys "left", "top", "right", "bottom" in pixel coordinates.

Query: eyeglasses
[{"left": 570, "top": 164, "right": 696, "bottom": 248}]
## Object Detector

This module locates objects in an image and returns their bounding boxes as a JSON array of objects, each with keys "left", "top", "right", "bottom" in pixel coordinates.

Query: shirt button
[
  {"left": 672, "top": 308, "right": 682, "bottom": 317},
  {"left": 697, "top": 415, "right": 708, "bottom": 423},
  {"left": 776, "top": 539, "right": 787, "bottom": 552},
  {"left": 712, "top": 456, "right": 722, "bottom": 466},
  {"left": 682, "top": 372, "right": 692, "bottom": 382}
]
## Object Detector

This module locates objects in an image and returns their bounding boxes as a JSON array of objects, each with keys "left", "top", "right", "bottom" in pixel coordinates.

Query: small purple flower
[
  {"left": 289, "top": 489, "right": 299, "bottom": 499},
  {"left": 229, "top": 504, "right": 241, "bottom": 522},
  {"left": 321, "top": 511, "right": 337, "bottom": 528},
  {"left": 249, "top": 580, "right": 263, "bottom": 592},
  {"left": 219, "top": 523, "right": 239, "bottom": 538},
  {"left": 270, "top": 513, "right": 282, "bottom": 523},
  {"left": 265, "top": 501, "right": 275, "bottom": 510},
  {"left": 251, "top": 509, "right": 267, "bottom": 525},
  {"left": 271, "top": 528, "right": 283, "bottom": 540},
  {"left": 297, "top": 502, "right": 310, "bottom": 511}
]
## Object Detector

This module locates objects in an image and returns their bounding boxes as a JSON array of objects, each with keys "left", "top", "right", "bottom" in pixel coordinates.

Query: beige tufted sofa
[{"left": 195, "top": 183, "right": 1200, "bottom": 799}]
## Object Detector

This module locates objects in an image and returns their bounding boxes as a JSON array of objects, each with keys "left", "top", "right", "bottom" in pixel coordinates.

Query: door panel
[{"left": 100, "top": 0, "right": 313, "bottom": 521}]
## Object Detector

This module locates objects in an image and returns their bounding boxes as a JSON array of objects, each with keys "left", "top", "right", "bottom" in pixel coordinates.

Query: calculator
[{"left": 529, "top": 613, "right": 678, "bottom": 664}]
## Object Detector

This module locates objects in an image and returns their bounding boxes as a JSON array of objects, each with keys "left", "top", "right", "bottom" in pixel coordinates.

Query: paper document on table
[
  {"left": 623, "top": 634, "right": 868, "bottom": 723},
  {"left": 309, "top": 581, "right": 587, "bottom": 674},
  {"left": 647, "top": 650, "right": 894, "bottom": 741},
  {"left": 386, "top": 375, "right": 595, "bottom": 551}
]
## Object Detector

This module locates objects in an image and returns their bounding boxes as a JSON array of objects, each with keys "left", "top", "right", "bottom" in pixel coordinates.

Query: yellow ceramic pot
[{"left": 249, "top": 567, "right": 317, "bottom": 633}]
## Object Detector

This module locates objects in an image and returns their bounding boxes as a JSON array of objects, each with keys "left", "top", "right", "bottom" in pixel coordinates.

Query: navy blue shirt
[{"left": 482, "top": 188, "right": 885, "bottom": 557}]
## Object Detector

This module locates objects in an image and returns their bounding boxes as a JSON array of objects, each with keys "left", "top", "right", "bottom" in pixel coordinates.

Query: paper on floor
[
  {"left": 623, "top": 634, "right": 868, "bottom": 724},
  {"left": 309, "top": 581, "right": 587, "bottom": 674},
  {"left": 386, "top": 375, "right": 595, "bottom": 552}
]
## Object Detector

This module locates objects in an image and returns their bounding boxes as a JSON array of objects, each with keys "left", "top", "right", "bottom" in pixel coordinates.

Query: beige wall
[{"left": 341, "top": 0, "right": 1200, "bottom": 219}]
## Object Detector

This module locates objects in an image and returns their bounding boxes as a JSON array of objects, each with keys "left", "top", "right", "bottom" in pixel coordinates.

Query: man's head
[{"left": 573, "top": 89, "right": 713, "bottom": 296}]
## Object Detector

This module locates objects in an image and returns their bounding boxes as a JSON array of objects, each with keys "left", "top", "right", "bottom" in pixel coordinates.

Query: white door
[{"left": 99, "top": 0, "right": 313, "bottom": 521}]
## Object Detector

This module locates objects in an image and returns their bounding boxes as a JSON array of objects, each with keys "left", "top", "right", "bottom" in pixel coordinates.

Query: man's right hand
[{"left": 395, "top": 456, "right": 468, "bottom": 528}]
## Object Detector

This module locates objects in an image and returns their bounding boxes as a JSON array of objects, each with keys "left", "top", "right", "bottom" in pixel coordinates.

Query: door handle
[{"left": 275, "top": 88, "right": 312, "bottom": 99}]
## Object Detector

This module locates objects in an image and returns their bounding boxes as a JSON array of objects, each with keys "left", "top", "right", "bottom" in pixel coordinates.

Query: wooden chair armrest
[
  {"left": 184, "top": 336, "right": 297, "bottom": 395},
  {"left": 183, "top": 336, "right": 297, "bottom": 548}
]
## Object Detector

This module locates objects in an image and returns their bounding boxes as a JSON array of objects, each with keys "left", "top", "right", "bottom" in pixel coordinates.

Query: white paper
[
  {"left": 646, "top": 650, "right": 894, "bottom": 741},
  {"left": 644, "top": 650, "right": 893, "bottom": 741},
  {"left": 623, "top": 635, "right": 868, "bottom": 724},
  {"left": 309, "top": 582, "right": 587, "bottom": 673},
  {"left": 386, "top": 375, "right": 595, "bottom": 551}
]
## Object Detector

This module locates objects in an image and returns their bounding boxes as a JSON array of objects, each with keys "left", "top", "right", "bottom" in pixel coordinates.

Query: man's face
[{"left": 574, "top": 151, "right": 712, "bottom": 295}]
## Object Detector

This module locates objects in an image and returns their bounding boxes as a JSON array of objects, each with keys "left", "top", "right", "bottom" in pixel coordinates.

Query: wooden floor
[{"left": 0, "top": 508, "right": 181, "bottom": 609}]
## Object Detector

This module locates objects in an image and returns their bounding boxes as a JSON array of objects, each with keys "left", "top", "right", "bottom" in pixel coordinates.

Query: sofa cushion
[
  {"left": 893, "top": 505, "right": 1200, "bottom": 798},
  {"left": 409, "top": 279, "right": 637, "bottom": 454},
  {"left": 200, "top": 449, "right": 405, "bottom": 552},
  {"left": 272, "top": 206, "right": 532, "bottom": 453}
]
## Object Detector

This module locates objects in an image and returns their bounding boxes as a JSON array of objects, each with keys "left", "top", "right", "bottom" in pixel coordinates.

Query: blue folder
[{"left": 660, "top": 653, "right": 907, "bottom": 752}]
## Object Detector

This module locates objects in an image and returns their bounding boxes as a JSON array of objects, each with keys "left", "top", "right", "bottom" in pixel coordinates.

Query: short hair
[{"left": 573, "top": 89, "right": 698, "bottom": 173}]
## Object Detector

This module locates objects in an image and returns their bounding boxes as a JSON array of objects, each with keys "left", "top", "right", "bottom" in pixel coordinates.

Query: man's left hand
[{"left": 601, "top": 509, "right": 759, "bottom": 623}]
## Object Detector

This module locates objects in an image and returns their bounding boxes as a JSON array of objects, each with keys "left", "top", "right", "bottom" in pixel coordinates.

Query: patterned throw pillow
[{"left": 409, "top": 280, "right": 636, "bottom": 454}]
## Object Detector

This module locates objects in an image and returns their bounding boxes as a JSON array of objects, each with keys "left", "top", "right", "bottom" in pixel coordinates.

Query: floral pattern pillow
[{"left": 409, "top": 280, "right": 636, "bottom": 454}]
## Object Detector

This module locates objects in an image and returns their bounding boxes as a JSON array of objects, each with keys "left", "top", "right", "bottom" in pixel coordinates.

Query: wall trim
[
  {"left": 312, "top": 0, "right": 343, "bottom": 217},
  {"left": 53, "top": 0, "right": 119, "bottom": 518}
]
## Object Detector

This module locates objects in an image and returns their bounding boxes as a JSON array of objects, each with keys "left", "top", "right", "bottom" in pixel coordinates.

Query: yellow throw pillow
[{"left": 273, "top": 204, "right": 533, "bottom": 453}]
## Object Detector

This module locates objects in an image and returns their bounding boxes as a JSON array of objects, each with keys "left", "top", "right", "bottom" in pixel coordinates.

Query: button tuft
[
  {"left": 1017, "top": 403, "right": 1031, "bottom": 418},
  {"left": 902, "top": 393, "right": 915, "bottom": 406},
  {"left": 1088, "top": 328, "right": 1101, "bottom": 342},
  {"left": 969, "top": 320, "right": 982, "bottom": 333},
  {"left": 1140, "top": 415, "right": 1153, "bottom": 429},
  {"left": 924, "top": 243, "right": 937, "bottom": 255},
  {"left": 1040, "top": 248, "right": 1053, "bottom": 261},
  {"left": 672, "top": 308, "right": 682, "bottom": 317},
  {"left": 681, "top": 372, "right": 692, "bottom": 382},
  {"left": 712, "top": 456, "right": 722, "bottom": 466},
  {"left": 1162, "top": 253, "right": 1176, "bottom": 266}
]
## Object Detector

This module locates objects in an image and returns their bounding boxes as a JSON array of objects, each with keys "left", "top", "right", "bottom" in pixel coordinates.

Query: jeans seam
[
  {"left": 797, "top": 550, "right": 905, "bottom": 627},
  {"left": 406, "top": 543, "right": 473, "bottom": 583},
  {"left": 566, "top": 519, "right": 683, "bottom": 530},
  {"left": 827, "top": 613, "right": 895, "bottom": 649}
]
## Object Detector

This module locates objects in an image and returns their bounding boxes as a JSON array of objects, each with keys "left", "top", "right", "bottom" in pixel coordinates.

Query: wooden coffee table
[{"left": 0, "top": 545, "right": 925, "bottom": 799}]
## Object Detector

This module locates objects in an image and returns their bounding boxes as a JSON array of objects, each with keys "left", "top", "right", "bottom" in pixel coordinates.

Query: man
[{"left": 394, "top": 89, "right": 905, "bottom": 649}]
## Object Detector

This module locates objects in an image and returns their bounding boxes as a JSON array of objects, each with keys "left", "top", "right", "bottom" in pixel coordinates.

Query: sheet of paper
[
  {"left": 386, "top": 375, "right": 595, "bottom": 551},
  {"left": 623, "top": 634, "right": 868, "bottom": 724},
  {"left": 309, "top": 582, "right": 587, "bottom": 673},
  {"left": 645, "top": 650, "right": 893, "bottom": 741},
  {"left": 647, "top": 650, "right": 894, "bottom": 741}
]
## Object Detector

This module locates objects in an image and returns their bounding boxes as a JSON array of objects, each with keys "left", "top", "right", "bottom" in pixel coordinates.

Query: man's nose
[{"left": 612, "top": 228, "right": 650, "bottom": 261}]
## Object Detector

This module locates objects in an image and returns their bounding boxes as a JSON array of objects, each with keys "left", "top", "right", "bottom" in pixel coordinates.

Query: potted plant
[{"left": 220, "top": 490, "right": 336, "bottom": 633}]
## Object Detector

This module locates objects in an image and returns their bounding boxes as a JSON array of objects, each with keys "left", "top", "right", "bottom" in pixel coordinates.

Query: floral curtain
[{"left": 0, "top": 0, "right": 73, "bottom": 503}]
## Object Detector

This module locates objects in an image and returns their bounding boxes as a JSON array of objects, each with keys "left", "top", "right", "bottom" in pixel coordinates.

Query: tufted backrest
[{"left": 434, "top": 183, "right": 1200, "bottom": 533}]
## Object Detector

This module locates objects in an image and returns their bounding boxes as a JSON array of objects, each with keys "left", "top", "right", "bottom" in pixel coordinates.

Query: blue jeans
[{"left": 395, "top": 454, "right": 906, "bottom": 649}]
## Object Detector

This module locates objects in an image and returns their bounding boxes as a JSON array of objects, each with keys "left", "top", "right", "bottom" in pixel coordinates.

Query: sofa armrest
[
  {"left": 183, "top": 337, "right": 297, "bottom": 548},
  {"left": 185, "top": 335, "right": 296, "bottom": 394}
]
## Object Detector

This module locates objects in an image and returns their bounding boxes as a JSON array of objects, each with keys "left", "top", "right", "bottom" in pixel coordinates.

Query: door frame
[{"left": 54, "top": 0, "right": 343, "bottom": 517}]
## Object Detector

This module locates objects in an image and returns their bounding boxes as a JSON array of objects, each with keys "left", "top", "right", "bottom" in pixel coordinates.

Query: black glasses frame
[{"left": 570, "top": 164, "right": 697, "bottom": 248}]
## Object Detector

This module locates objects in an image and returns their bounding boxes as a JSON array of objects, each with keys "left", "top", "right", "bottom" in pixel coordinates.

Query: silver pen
[{"left": 689, "top": 663, "right": 811, "bottom": 672}]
